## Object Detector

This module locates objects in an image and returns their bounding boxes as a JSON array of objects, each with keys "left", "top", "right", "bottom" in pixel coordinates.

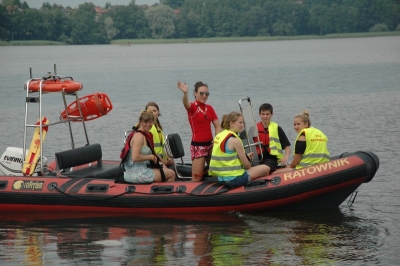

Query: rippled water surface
[{"left": 0, "top": 36, "right": 399, "bottom": 265}]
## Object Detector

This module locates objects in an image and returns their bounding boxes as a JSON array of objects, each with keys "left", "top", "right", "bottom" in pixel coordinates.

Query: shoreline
[{"left": 1, "top": 31, "right": 399, "bottom": 46}]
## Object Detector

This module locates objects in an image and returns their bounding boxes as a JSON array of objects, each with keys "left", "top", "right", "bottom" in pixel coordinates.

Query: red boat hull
[{"left": 0, "top": 151, "right": 379, "bottom": 213}]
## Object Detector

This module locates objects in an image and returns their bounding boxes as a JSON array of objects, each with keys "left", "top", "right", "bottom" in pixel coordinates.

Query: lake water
[{"left": 0, "top": 36, "right": 399, "bottom": 265}]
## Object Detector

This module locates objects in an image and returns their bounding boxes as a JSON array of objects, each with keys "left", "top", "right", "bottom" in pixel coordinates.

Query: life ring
[
  {"left": 25, "top": 78, "right": 83, "bottom": 93},
  {"left": 60, "top": 92, "right": 113, "bottom": 121}
]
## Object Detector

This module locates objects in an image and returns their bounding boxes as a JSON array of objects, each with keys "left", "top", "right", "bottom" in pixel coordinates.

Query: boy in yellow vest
[{"left": 254, "top": 103, "right": 291, "bottom": 174}]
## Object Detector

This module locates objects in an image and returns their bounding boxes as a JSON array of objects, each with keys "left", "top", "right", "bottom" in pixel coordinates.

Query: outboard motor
[{"left": 0, "top": 147, "right": 47, "bottom": 176}]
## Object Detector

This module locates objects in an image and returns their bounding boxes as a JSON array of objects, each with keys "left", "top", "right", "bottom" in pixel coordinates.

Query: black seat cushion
[
  {"left": 55, "top": 143, "right": 124, "bottom": 180},
  {"left": 164, "top": 133, "right": 185, "bottom": 158},
  {"left": 63, "top": 164, "right": 123, "bottom": 179},
  {"left": 55, "top": 144, "right": 102, "bottom": 169}
]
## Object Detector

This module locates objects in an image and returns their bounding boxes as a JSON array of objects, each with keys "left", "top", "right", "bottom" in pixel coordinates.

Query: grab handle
[
  {"left": 86, "top": 184, "right": 109, "bottom": 192},
  {"left": 151, "top": 186, "right": 174, "bottom": 194}
]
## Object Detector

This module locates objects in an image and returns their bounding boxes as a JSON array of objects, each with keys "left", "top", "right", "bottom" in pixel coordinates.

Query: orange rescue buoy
[
  {"left": 60, "top": 92, "right": 113, "bottom": 121},
  {"left": 25, "top": 79, "right": 83, "bottom": 93}
]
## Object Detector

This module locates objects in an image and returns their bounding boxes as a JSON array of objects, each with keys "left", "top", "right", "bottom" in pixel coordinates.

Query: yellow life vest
[
  {"left": 267, "top": 122, "right": 284, "bottom": 161},
  {"left": 295, "top": 127, "right": 329, "bottom": 169},
  {"left": 149, "top": 124, "right": 166, "bottom": 159},
  {"left": 209, "top": 130, "right": 245, "bottom": 177},
  {"left": 255, "top": 121, "right": 283, "bottom": 161}
]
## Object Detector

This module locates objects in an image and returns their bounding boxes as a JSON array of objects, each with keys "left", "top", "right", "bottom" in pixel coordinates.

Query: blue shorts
[{"left": 218, "top": 171, "right": 250, "bottom": 188}]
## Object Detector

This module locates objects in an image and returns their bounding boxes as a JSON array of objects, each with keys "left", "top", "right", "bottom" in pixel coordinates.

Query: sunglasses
[
  {"left": 199, "top": 92, "right": 210, "bottom": 97},
  {"left": 141, "top": 110, "right": 151, "bottom": 113}
]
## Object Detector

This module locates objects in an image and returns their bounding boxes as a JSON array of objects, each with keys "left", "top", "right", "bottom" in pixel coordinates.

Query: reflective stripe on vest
[
  {"left": 295, "top": 127, "right": 329, "bottom": 169},
  {"left": 150, "top": 124, "right": 165, "bottom": 158},
  {"left": 255, "top": 121, "right": 283, "bottom": 161},
  {"left": 209, "top": 130, "right": 245, "bottom": 177}
]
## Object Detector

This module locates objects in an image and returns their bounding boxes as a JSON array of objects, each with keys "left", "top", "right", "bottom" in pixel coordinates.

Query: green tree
[
  {"left": 0, "top": 4, "right": 10, "bottom": 40},
  {"left": 105, "top": 3, "right": 149, "bottom": 39},
  {"left": 40, "top": 7, "right": 70, "bottom": 41},
  {"left": 290, "top": 1, "right": 310, "bottom": 35},
  {"left": 40, "top": 2, "right": 52, "bottom": 9},
  {"left": 308, "top": 5, "right": 334, "bottom": 35},
  {"left": 70, "top": 3, "right": 106, "bottom": 44},
  {"left": 219, "top": 6, "right": 245, "bottom": 37},
  {"left": 369, "top": 23, "right": 389, "bottom": 32},
  {"left": 243, "top": 6, "right": 268, "bottom": 36},
  {"left": 104, "top": 16, "right": 119, "bottom": 40},
  {"left": 9, "top": 9, "right": 44, "bottom": 40},
  {"left": 1, "top": 0, "right": 22, "bottom": 7},
  {"left": 185, "top": 10, "right": 203, "bottom": 37},
  {"left": 145, "top": 5, "right": 176, "bottom": 38},
  {"left": 1, "top": 0, "right": 399, "bottom": 41},
  {"left": 272, "top": 21, "right": 296, "bottom": 36},
  {"left": 331, "top": 4, "right": 359, "bottom": 33},
  {"left": 23, "top": 8, "right": 45, "bottom": 39},
  {"left": 161, "top": 0, "right": 184, "bottom": 9},
  {"left": 347, "top": 0, "right": 397, "bottom": 31}
]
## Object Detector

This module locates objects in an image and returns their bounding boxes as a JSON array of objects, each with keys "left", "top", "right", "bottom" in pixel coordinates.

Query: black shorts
[{"left": 259, "top": 157, "right": 278, "bottom": 172}]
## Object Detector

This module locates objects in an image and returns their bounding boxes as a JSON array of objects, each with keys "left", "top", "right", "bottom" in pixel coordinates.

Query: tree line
[{"left": 1, "top": 0, "right": 399, "bottom": 44}]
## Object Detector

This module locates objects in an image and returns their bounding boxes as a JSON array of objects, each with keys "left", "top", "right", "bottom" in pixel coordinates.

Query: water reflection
[
  {"left": 245, "top": 209, "right": 383, "bottom": 265},
  {"left": 0, "top": 209, "right": 385, "bottom": 265}
]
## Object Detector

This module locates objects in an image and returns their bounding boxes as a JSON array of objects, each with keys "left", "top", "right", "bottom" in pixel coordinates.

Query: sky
[{"left": 27, "top": 0, "right": 159, "bottom": 9}]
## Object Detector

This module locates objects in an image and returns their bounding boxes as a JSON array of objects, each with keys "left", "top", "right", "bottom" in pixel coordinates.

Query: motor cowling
[{"left": 0, "top": 147, "right": 47, "bottom": 176}]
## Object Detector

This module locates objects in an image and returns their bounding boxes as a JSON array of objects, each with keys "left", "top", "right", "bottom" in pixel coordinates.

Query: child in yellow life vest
[
  {"left": 255, "top": 103, "right": 291, "bottom": 174},
  {"left": 145, "top": 102, "right": 173, "bottom": 166},
  {"left": 209, "top": 112, "right": 270, "bottom": 188},
  {"left": 276, "top": 110, "right": 329, "bottom": 173}
]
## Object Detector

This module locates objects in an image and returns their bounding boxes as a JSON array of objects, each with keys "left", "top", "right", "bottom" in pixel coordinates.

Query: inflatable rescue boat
[{"left": 0, "top": 66, "right": 380, "bottom": 214}]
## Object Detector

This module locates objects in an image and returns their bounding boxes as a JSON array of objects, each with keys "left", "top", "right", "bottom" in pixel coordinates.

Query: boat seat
[
  {"left": 55, "top": 143, "right": 123, "bottom": 179},
  {"left": 239, "top": 130, "right": 261, "bottom": 166},
  {"left": 164, "top": 133, "right": 193, "bottom": 179},
  {"left": 164, "top": 133, "right": 185, "bottom": 160}
]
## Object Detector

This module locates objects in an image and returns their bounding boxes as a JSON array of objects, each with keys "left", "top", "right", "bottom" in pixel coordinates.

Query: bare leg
[
  {"left": 153, "top": 167, "right": 176, "bottom": 182},
  {"left": 192, "top": 157, "right": 206, "bottom": 181},
  {"left": 153, "top": 170, "right": 162, "bottom": 182},
  {"left": 247, "top": 165, "right": 270, "bottom": 180},
  {"left": 163, "top": 165, "right": 176, "bottom": 182},
  {"left": 273, "top": 167, "right": 294, "bottom": 174}
]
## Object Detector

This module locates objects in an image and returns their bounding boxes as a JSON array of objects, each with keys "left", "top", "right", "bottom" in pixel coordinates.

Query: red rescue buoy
[
  {"left": 60, "top": 93, "right": 113, "bottom": 121},
  {"left": 25, "top": 79, "right": 83, "bottom": 93}
]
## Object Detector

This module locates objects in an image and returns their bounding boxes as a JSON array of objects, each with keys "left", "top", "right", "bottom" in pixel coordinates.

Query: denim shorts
[
  {"left": 218, "top": 170, "right": 250, "bottom": 188},
  {"left": 259, "top": 157, "right": 278, "bottom": 172}
]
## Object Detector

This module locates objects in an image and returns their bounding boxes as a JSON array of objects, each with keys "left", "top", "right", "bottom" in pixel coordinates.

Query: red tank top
[{"left": 187, "top": 101, "right": 217, "bottom": 143}]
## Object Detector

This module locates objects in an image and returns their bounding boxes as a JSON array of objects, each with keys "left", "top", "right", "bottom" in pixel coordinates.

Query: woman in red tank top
[{"left": 177, "top": 81, "right": 221, "bottom": 181}]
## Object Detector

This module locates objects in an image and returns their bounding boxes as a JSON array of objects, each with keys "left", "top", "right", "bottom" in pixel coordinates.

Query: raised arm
[{"left": 177, "top": 81, "right": 190, "bottom": 110}]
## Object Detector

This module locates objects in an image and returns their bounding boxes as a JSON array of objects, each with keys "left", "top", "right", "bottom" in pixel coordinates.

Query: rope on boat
[
  {"left": 51, "top": 183, "right": 130, "bottom": 201},
  {"left": 346, "top": 189, "right": 358, "bottom": 207},
  {"left": 50, "top": 178, "right": 276, "bottom": 200},
  {"left": 50, "top": 182, "right": 234, "bottom": 200},
  {"left": 50, "top": 183, "right": 231, "bottom": 200}
]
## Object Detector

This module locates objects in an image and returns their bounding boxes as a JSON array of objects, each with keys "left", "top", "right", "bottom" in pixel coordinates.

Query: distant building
[
  {"left": 6, "top": 5, "right": 22, "bottom": 14},
  {"left": 95, "top": 6, "right": 108, "bottom": 20},
  {"left": 62, "top": 7, "right": 72, "bottom": 16}
]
